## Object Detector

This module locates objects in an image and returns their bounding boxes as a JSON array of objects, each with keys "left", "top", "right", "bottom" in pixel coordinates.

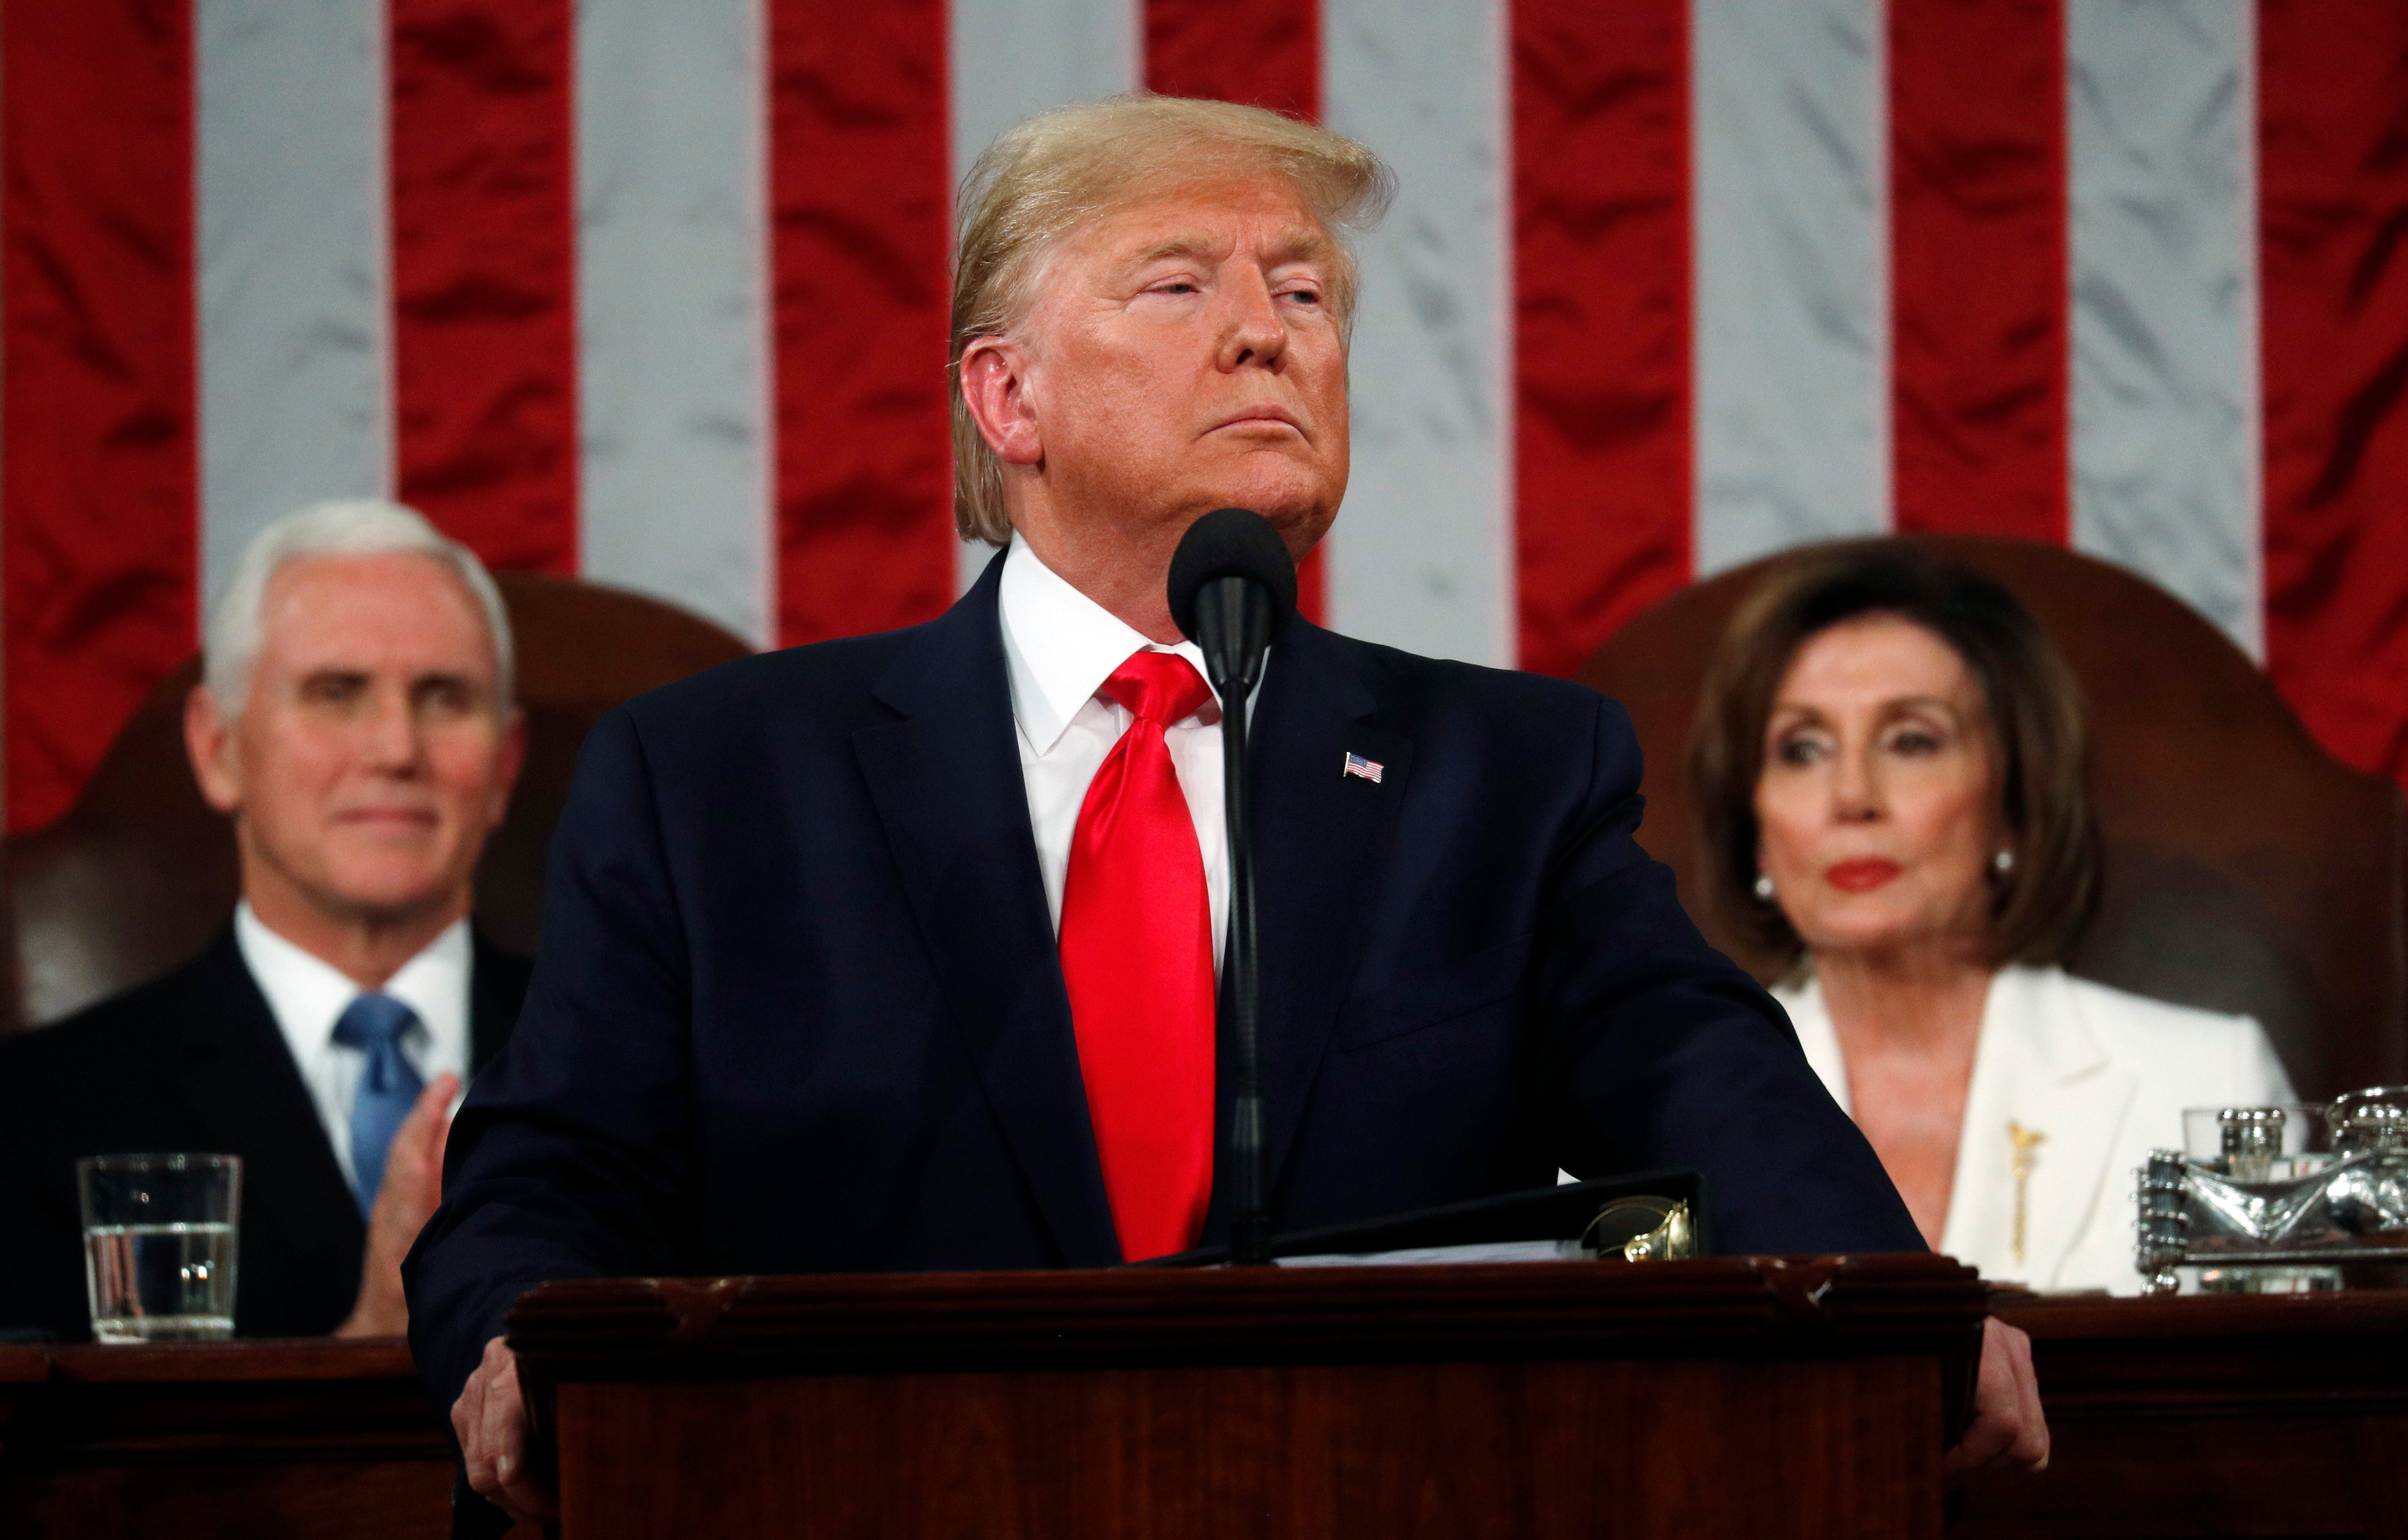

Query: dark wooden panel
[
  {"left": 513, "top": 1257, "right": 1986, "bottom": 1540},
  {"left": 1954, "top": 1293, "right": 2408, "bottom": 1539},
  {"left": 1958, "top": 1411, "right": 2406, "bottom": 1540},
  {"left": 556, "top": 1356, "right": 1942, "bottom": 1540},
  {"left": 0, "top": 1338, "right": 464, "bottom": 1540},
  {"left": 28, "top": 1339, "right": 448, "bottom": 1459},
  {"left": 7, "top": 1461, "right": 454, "bottom": 1540}
]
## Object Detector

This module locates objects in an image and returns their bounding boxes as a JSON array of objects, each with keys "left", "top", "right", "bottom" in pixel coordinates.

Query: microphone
[
  {"left": 1169, "top": 506, "right": 1297, "bottom": 692},
  {"left": 1168, "top": 509, "right": 1297, "bottom": 1267}
]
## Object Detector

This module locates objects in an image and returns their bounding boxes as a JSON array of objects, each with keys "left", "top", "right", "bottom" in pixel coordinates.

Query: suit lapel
[
  {"left": 1946, "top": 967, "right": 2135, "bottom": 1287},
  {"left": 1223, "top": 620, "right": 1413, "bottom": 1222},
  {"left": 850, "top": 560, "right": 1122, "bottom": 1268},
  {"left": 170, "top": 933, "right": 366, "bottom": 1305},
  {"left": 2014, "top": 970, "right": 2136, "bottom": 1289}
]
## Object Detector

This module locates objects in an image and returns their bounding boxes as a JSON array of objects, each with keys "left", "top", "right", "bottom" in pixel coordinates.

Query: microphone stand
[{"left": 1194, "top": 578, "right": 1273, "bottom": 1266}]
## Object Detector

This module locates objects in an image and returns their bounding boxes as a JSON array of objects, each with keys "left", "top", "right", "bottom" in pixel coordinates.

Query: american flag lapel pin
[{"left": 1342, "top": 750, "right": 1384, "bottom": 784}]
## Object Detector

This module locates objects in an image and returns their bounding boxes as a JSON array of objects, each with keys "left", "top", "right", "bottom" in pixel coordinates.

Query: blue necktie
[{"left": 331, "top": 992, "right": 424, "bottom": 1218}]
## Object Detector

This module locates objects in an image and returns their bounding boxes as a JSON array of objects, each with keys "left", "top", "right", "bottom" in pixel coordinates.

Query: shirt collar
[
  {"left": 234, "top": 902, "right": 472, "bottom": 1066},
  {"left": 997, "top": 534, "right": 1221, "bottom": 757}
]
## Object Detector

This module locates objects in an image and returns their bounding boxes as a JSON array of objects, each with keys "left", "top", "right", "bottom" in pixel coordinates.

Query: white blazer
[{"left": 1773, "top": 965, "right": 2295, "bottom": 1295}]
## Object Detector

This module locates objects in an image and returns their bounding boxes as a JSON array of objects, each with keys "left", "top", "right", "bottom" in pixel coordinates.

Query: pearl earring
[
  {"left": 1992, "top": 849, "right": 2015, "bottom": 876},
  {"left": 1753, "top": 873, "right": 1776, "bottom": 902}
]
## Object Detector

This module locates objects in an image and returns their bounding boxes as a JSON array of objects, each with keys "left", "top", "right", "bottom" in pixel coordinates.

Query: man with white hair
[
  {"left": 0, "top": 500, "right": 530, "bottom": 1342},
  {"left": 413, "top": 97, "right": 2043, "bottom": 1526}
]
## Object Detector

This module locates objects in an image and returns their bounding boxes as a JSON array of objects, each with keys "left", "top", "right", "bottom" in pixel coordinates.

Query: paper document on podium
[
  {"left": 1277, "top": 1239, "right": 1585, "bottom": 1267},
  {"left": 1144, "top": 1169, "right": 1707, "bottom": 1268}
]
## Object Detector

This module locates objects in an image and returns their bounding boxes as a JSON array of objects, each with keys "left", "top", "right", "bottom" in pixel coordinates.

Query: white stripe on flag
[
  {"left": 197, "top": 0, "right": 393, "bottom": 603},
  {"left": 1691, "top": 0, "right": 1891, "bottom": 574},
  {"left": 574, "top": 0, "right": 774, "bottom": 647},
  {"left": 2067, "top": 0, "right": 2259, "bottom": 656},
  {"left": 1324, "top": 0, "right": 1512, "bottom": 667},
  {"left": 948, "top": 0, "right": 1143, "bottom": 595}
]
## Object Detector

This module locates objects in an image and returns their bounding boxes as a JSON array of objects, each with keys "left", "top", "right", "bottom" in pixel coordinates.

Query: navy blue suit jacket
[{"left": 405, "top": 555, "right": 1919, "bottom": 1408}]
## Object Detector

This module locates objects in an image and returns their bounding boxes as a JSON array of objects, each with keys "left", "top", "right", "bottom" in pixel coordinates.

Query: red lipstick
[{"left": 1824, "top": 858, "right": 1901, "bottom": 893}]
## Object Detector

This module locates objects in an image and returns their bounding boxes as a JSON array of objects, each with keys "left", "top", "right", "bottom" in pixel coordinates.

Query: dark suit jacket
[
  {"left": 0, "top": 927, "right": 531, "bottom": 1341},
  {"left": 405, "top": 555, "right": 1922, "bottom": 1410}
]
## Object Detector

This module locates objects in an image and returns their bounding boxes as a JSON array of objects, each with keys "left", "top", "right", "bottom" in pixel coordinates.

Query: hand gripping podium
[{"left": 506, "top": 1253, "right": 1983, "bottom": 1539}]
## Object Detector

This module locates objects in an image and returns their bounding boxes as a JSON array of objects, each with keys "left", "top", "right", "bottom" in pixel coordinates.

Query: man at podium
[{"left": 408, "top": 95, "right": 2045, "bottom": 1524}]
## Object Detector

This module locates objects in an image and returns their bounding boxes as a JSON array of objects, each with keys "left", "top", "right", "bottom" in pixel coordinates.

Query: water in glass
[{"left": 83, "top": 1221, "right": 238, "bottom": 1343}]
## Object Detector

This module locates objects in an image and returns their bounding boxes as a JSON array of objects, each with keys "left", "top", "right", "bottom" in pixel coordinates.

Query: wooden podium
[{"left": 507, "top": 1253, "right": 1985, "bottom": 1539}]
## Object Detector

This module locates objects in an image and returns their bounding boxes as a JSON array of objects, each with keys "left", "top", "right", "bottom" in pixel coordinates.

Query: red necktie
[{"left": 1058, "top": 650, "right": 1217, "bottom": 1261}]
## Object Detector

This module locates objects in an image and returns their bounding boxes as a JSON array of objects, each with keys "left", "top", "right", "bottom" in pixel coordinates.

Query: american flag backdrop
[{"left": 4, "top": 0, "right": 2404, "bottom": 836}]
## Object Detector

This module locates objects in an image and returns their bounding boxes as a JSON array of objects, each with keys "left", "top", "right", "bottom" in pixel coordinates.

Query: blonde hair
[{"left": 949, "top": 94, "right": 1394, "bottom": 546}]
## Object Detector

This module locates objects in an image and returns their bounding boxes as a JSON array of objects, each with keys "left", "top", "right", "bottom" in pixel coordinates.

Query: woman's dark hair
[{"left": 1686, "top": 539, "right": 2100, "bottom": 972}]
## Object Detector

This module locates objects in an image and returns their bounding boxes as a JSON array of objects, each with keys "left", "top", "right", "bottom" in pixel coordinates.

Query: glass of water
[{"left": 76, "top": 1153, "right": 241, "bottom": 1343}]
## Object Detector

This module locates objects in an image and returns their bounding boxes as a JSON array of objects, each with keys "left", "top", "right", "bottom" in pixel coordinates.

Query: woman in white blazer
[
  {"left": 1775, "top": 964, "right": 2290, "bottom": 1293},
  {"left": 1689, "top": 543, "right": 2294, "bottom": 1295}
]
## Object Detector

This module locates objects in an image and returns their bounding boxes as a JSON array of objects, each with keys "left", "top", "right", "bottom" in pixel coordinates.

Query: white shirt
[
  {"left": 998, "top": 536, "right": 1245, "bottom": 961},
  {"left": 1776, "top": 963, "right": 2296, "bottom": 1294},
  {"left": 234, "top": 903, "right": 472, "bottom": 1189}
]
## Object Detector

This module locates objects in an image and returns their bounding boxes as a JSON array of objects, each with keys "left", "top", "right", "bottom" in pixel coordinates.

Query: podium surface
[{"left": 508, "top": 1253, "right": 1985, "bottom": 1539}]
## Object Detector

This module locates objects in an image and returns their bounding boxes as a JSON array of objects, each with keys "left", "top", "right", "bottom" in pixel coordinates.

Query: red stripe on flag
[
  {"left": 1888, "top": 0, "right": 2068, "bottom": 544},
  {"left": 768, "top": 0, "right": 956, "bottom": 647},
  {"left": 2259, "top": 0, "right": 2408, "bottom": 788},
  {"left": 1512, "top": 0, "right": 1691, "bottom": 678},
  {"left": 1, "top": 0, "right": 198, "bottom": 834},
  {"left": 1145, "top": 0, "right": 1330, "bottom": 625},
  {"left": 1146, "top": 0, "right": 1320, "bottom": 120},
  {"left": 388, "top": 0, "right": 580, "bottom": 574}
]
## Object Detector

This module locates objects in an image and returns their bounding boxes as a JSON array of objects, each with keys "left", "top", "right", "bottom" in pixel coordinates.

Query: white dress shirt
[
  {"left": 1777, "top": 963, "right": 2296, "bottom": 1294},
  {"left": 234, "top": 903, "right": 472, "bottom": 1189},
  {"left": 998, "top": 536, "right": 1246, "bottom": 962}
]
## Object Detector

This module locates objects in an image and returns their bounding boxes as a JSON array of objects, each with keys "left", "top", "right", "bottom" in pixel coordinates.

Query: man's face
[
  {"left": 1011, "top": 176, "right": 1351, "bottom": 559},
  {"left": 188, "top": 553, "right": 523, "bottom": 928}
]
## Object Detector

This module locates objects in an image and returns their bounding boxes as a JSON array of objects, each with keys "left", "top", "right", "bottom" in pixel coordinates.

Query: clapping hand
[{"left": 336, "top": 1070, "right": 459, "bottom": 1339}]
